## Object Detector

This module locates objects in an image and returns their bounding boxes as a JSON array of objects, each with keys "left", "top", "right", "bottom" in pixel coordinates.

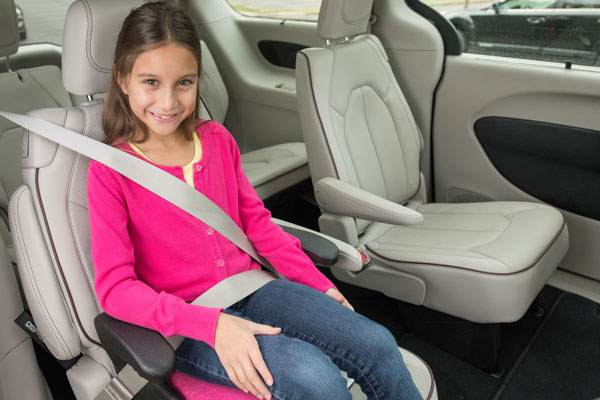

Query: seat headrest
[
  {"left": 0, "top": 0, "right": 19, "bottom": 58},
  {"left": 62, "top": 0, "right": 145, "bottom": 96},
  {"left": 317, "top": 0, "right": 374, "bottom": 41}
]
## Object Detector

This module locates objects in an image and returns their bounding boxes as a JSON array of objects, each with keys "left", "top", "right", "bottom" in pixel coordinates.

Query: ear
[{"left": 116, "top": 69, "right": 129, "bottom": 95}]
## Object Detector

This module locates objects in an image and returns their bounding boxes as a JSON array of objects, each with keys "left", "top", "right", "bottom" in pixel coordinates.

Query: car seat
[
  {"left": 6, "top": 0, "right": 437, "bottom": 399},
  {"left": 197, "top": 40, "right": 309, "bottom": 200},
  {"left": 296, "top": 0, "right": 569, "bottom": 323},
  {"left": 0, "top": 0, "right": 85, "bottom": 263}
]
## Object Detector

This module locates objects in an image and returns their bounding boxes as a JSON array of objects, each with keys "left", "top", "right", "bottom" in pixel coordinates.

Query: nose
[{"left": 159, "top": 86, "right": 178, "bottom": 111}]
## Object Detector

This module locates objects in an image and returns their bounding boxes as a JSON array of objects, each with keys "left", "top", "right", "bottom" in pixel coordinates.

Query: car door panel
[
  {"left": 433, "top": 56, "right": 600, "bottom": 280},
  {"left": 474, "top": 116, "right": 600, "bottom": 220},
  {"left": 187, "top": 0, "right": 321, "bottom": 153}
]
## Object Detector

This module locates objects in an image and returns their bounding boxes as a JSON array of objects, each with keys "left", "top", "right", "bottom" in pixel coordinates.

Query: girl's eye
[
  {"left": 178, "top": 79, "right": 193, "bottom": 86},
  {"left": 144, "top": 79, "right": 158, "bottom": 86}
]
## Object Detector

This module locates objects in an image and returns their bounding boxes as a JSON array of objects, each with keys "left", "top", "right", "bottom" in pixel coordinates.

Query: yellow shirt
[{"left": 128, "top": 134, "right": 202, "bottom": 187}]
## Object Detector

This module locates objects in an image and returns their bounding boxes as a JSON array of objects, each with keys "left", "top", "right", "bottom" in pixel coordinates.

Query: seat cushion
[
  {"left": 364, "top": 201, "right": 565, "bottom": 274},
  {"left": 241, "top": 142, "right": 310, "bottom": 199},
  {"left": 354, "top": 201, "right": 569, "bottom": 323}
]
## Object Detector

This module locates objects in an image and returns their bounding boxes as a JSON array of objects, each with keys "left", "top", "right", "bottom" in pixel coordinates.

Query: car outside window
[
  {"left": 14, "top": 0, "right": 71, "bottom": 45},
  {"left": 225, "top": 0, "right": 321, "bottom": 21},
  {"left": 443, "top": 0, "right": 600, "bottom": 67}
]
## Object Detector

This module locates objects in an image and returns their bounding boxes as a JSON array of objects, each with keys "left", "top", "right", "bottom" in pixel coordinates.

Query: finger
[
  {"left": 343, "top": 299, "right": 355, "bottom": 311},
  {"left": 330, "top": 291, "right": 345, "bottom": 303},
  {"left": 242, "top": 354, "right": 271, "bottom": 399},
  {"left": 249, "top": 344, "right": 274, "bottom": 387},
  {"left": 224, "top": 365, "right": 247, "bottom": 394},
  {"left": 252, "top": 323, "right": 281, "bottom": 336},
  {"left": 233, "top": 363, "right": 262, "bottom": 398}
]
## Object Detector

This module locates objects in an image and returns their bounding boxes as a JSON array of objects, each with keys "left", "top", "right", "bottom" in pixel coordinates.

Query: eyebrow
[{"left": 136, "top": 73, "right": 198, "bottom": 79}]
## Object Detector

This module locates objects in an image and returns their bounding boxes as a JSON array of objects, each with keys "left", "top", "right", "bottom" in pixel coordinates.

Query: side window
[
  {"left": 14, "top": 0, "right": 70, "bottom": 45},
  {"left": 224, "top": 0, "right": 321, "bottom": 21},
  {"left": 438, "top": 0, "right": 600, "bottom": 66}
]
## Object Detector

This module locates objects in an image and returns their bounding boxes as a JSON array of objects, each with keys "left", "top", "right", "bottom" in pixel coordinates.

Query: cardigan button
[
  {"left": 217, "top": 259, "right": 225, "bottom": 267},
  {"left": 195, "top": 164, "right": 203, "bottom": 172},
  {"left": 207, "top": 228, "right": 214, "bottom": 235}
]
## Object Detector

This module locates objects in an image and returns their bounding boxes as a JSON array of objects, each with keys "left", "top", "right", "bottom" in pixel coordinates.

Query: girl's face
[{"left": 119, "top": 43, "right": 198, "bottom": 140}]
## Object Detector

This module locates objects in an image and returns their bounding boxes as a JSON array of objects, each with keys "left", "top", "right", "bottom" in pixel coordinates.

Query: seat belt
[
  {"left": 0, "top": 111, "right": 279, "bottom": 276},
  {"left": 0, "top": 111, "right": 284, "bottom": 399}
]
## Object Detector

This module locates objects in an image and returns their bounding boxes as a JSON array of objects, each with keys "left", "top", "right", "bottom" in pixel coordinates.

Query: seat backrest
[
  {"left": 9, "top": 1, "right": 146, "bottom": 398},
  {"left": 0, "top": 0, "right": 82, "bottom": 261},
  {"left": 296, "top": 0, "right": 424, "bottom": 233},
  {"left": 199, "top": 41, "right": 229, "bottom": 123}
]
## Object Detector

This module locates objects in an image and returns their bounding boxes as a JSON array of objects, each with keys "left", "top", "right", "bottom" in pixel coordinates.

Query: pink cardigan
[{"left": 88, "top": 121, "right": 335, "bottom": 348}]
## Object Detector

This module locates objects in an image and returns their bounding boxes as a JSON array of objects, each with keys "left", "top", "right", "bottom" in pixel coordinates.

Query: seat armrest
[
  {"left": 94, "top": 313, "right": 175, "bottom": 383},
  {"left": 273, "top": 218, "right": 364, "bottom": 272},
  {"left": 279, "top": 225, "right": 339, "bottom": 266},
  {"left": 314, "top": 177, "right": 424, "bottom": 226}
]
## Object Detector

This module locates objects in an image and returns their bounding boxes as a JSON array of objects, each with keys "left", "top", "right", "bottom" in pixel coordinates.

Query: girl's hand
[
  {"left": 326, "top": 288, "right": 355, "bottom": 311},
  {"left": 214, "top": 312, "right": 281, "bottom": 399}
]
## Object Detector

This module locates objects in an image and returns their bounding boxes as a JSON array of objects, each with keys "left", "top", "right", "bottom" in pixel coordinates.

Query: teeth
[{"left": 152, "top": 112, "right": 175, "bottom": 120}]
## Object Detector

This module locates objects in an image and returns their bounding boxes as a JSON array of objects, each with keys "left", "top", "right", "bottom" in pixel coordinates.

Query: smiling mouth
[{"left": 150, "top": 111, "right": 178, "bottom": 121}]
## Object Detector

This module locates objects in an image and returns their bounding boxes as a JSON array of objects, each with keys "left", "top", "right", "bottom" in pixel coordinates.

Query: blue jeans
[{"left": 175, "top": 279, "right": 423, "bottom": 400}]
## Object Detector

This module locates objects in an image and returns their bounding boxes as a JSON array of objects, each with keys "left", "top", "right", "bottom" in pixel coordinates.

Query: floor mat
[
  {"left": 398, "top": 333, "right": 500, "bottom": 400},
  {"left": 495, "top": 292, "right": 600, "bottom": 400}
]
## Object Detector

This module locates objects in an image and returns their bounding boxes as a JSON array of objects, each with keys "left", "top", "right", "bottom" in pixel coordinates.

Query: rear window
[
  {"left": 225, "top": 0, "right": 321, "bottom": 21},
  {"left": 15, "top": 0, "right": 71, "bottom": 45}
]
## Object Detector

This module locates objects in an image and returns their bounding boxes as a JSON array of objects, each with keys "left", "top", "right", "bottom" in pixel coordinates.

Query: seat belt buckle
[{"left": 357, "top": 249, "right": 370, "bottom": 266}]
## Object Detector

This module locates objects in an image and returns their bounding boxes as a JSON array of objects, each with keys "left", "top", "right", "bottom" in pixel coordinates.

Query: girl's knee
[
  {"left": 263, "top": 337, "right": 350, "bottom": 400},
  {"left": 273, "top": 357, "right": 350, "bottom": 400},
  {"left": 358, "top": 320, "right": 399, "bottom": 357}
]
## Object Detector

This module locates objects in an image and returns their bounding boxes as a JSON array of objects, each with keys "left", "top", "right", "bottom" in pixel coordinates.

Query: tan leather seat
[{"left": 296, "top": 0, "right": 569, "bottom": 323}]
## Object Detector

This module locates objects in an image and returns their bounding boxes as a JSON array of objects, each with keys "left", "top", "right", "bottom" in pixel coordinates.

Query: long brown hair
[{"left": 102, "top": 1, "right": 202, "bottom": 145}]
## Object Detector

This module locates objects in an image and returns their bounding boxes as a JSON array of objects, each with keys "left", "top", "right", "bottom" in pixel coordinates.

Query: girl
[{"left": 88, "top": 2, "right": 422, "bottom": 399}]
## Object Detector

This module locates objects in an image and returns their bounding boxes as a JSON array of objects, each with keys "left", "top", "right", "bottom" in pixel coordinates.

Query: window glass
[
  {"left": 225, "top": 0, "right": 321, "bottom": 21},
  {"left": 497, "top": 0, "right": 556, "bottom": 10},
  {"left": 438, "top": 0, "right": 600, "bottom": 66},
  {"left": 15, "top": 0, "right": 71, "bottom": 45}
]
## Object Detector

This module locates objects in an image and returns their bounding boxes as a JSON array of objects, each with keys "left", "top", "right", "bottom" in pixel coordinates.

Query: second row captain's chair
[
  {"left": 197, "top": 41, "right": 309, "bottom": 200},
  {"left": 6, "top": 0, "right": 437, "bottom": 399},
  {"left": 296, "top": 0, "right": 569, "bottom": 324}
]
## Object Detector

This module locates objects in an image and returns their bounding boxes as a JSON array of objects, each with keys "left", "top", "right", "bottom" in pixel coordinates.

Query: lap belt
[
  {"left": 97, "top": 269, "right": 277, "bottom": 400},
  {"left": 0, "top": 111, "right": 282, "bottom": 400}
]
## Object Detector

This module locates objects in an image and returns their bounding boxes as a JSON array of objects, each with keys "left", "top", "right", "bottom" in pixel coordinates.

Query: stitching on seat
[
  {"left": 68, "top": 154, "right": 101, "bottom": 314},
  {"left": 11, "top": 186, "right": 73, "bottom": 358},
  {"left": 363, "top": 36, "right": 422, "bottom": 152},
  {"left": 364, "top": 85, "right": 410, "bottom": 200},
  {"left": 381, "top": 226, "right": 505, "bottom": 233},
  {"left": 361, "top": 87, "right": 390, "bottom": 200},
  {"left": 373, "top": 242, "right": 498, "bottom": 254},
  {"left": 368, "top": 217, "right": 565, "bottom": 275},
  {"left": 402, "top": 349, "right": 435, "bottom": 400},
  {"left": 82, "top": 0, "right": 111, "bottom": 75},
  {"left": 35, "top": 169, "right": 102, "bottom": 347},
  {"left": 298, "top": 51, "right": 341, "bottom": 179}
]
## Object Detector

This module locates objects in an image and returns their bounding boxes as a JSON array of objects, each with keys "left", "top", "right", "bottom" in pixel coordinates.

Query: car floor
[{"left": 319, "top": 267, "right": 600, "bottom": 400}]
